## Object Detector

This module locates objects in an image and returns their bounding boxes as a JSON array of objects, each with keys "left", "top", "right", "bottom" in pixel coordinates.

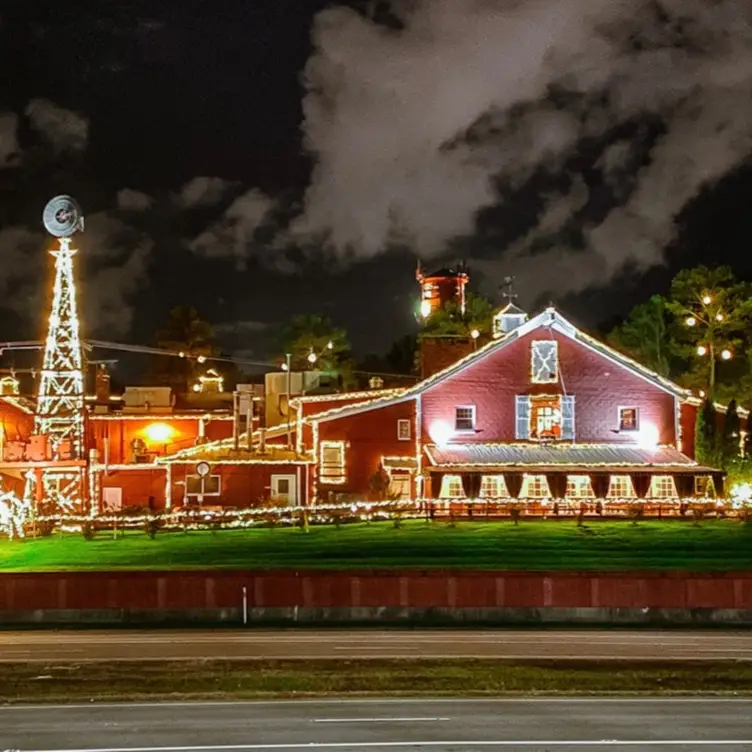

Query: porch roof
[
  {"left": 424, "top": 443, "right": 716, "bottom": 473},
  {"left": 158, "top": 445, "right": 313, "bottom": 465}
]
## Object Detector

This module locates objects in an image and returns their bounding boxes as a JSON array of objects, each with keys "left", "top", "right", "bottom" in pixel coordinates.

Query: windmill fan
[{"left": 42, "top": 195, "right": 84, "bottom": 238}]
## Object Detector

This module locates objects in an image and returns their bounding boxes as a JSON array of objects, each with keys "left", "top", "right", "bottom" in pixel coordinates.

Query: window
[
  {"left": 521, "top": 474, "right": 550, "bottom": 498},
  {"left": 389, "top": 471, "right": 412, "bottom": 500},
  {"left": 439, "top": 474, "right": 465, "bottom": 498},
  {"left": 397, "top": 419, "right": 411, "bottom": 441},
  {"left": 566, "top": 475, "right": 594, "bottom": 498},
  {"left": 607, "top": 475, "right": 635, "bottom": 498},
  {"left": 455, "top": 405, "right": 476, "bottom": 432},
  {"left": 694, "top": 475, "right": 715, "bottom": 497},
  {"left": 650, "top": 475, "right": 677, "bottom": 499},
  {"left": 480, "top": 475, "right": 507, "bottom": 498},
  {"left": 320, "top": 440, "right": 346, "bottom": 483},
  {"left": 526, "top": 396, "right": 574, "bottom": 441},
  {"left": 186, "top": 475, "right": 221, "bottom": 496},
  {"left": 531, "top": 340, "right": 558, "bottom": 384},
  {"left": 619, "top": 407, "right": 639, "bottom": 432}
]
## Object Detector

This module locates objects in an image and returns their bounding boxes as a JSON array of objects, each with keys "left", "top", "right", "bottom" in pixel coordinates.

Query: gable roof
[{"left": 311, "top": 306, "right": 692, "bottom": 424}]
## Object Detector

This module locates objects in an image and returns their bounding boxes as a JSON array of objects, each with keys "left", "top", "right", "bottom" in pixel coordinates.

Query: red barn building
[{"left": 301, "top": 306, "right": 727, "bottom": 512}]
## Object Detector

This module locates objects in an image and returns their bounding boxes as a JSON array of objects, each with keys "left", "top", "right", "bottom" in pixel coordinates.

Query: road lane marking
[
  {"left": 312, "top": 717, "right": 450, "bottom": 723},
  {"left": 20, "top": 740, "right": 752, "bottom": 750}
]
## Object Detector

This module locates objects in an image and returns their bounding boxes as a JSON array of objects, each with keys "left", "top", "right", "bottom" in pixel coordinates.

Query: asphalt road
[
  {"left": 0, "top": 628, "right": 751, "bottom": 662},
  {"left": 2, "top": 698, "right": 751, "bottom": 750}
]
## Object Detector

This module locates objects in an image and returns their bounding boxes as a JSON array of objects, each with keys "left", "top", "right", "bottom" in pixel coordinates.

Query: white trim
[
  {"left": 397, "top": 418, "right": 411, "bottom": 441},
  {"left": 454, "top": 405, "right": 476, "bottom": 432},
  {"left": 185, "top": 473, "right": 221, "bottom": 497},
  {"left": 530, "top": 340, "right": 558, "bottom": 384},
  {"left": 308, "top": 307, "right": 691, "bottom": 425},
  {"left": 617, "top": 406, "right": 640, "bottom": 432}
]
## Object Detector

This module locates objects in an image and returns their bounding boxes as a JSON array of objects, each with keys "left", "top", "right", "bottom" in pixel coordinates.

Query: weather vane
[
  {"left": 42, "top": 195, "right": 85, "bottom": 238},
  {"left": 501, "top": 275, "right": 518, "bottom": 305}
]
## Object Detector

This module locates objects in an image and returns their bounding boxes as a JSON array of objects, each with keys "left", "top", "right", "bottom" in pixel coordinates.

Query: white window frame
[
  {"left": 618, "top": 406, "right": 640, "bottom": 432},
  {"left": 607, "top": 475, "right": 635, "bottom": 499},
  {"left": 454, "top": 405, "right": 476, "bottom": 433},
  {"left": 397, "top": 419, "right": 411, "bottom": 441},
  {"left": 186, "top": 474, "right": 221, "bottom": 497},
  {"left": 439, "top": 474, "right": 466, "bottom": 499},
  {"left": 521, "top": 474, "right": 550, "bottom": 498},
  {"left": 650, "top": 475, "right": 677, "bottom": 499},
  {"left": 566, "top": 475, "right": 594, "bottom": 499},
  {"left": 320, "top": 440, "right": 346, "bottom": 484},
  {"left": 531, "top": 340, "right": 558, "bottom": 384},
  {"left": 480, "top": 475, "right": 507, "bottom": 498}
]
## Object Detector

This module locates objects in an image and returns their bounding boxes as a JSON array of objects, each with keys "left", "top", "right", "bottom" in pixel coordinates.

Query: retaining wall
[{"left": 1, "top": 570, "right": 752, "bottom": 625}]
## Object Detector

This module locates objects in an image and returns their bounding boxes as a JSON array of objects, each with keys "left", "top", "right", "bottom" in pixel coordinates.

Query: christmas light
[
  {"left": 721, "top": 348, "right": 732, "bottom": 360},
  {"left": 702, "top": 295, "right": 712, "bottom": 305},
  {"left": 716, "top": 313, "right": 724, "bottom": 322},
  {"left": 685, "top": 316, "right": 696, "bottom": 327},
  {"left": 697, "top": 345, "right": 707, "bottom": 356},
  {"left": 470, "top": 329, "right": 480, "bottom": 339}
]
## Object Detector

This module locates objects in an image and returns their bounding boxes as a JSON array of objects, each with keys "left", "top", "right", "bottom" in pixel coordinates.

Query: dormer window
[{"left": 531, "top": 340, "right": 558, "bottom": 384}]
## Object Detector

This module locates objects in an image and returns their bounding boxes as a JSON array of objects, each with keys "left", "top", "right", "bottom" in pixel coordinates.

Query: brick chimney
[
  {"left": 419, "top": 337, "right": 475, "bottom": 380},
  {"left": 95, "top": 364, "right": 111, "bottom": 401}
]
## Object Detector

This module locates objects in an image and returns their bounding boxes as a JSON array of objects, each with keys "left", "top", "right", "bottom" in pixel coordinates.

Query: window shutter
[
  {"left": 515, "top": 396, "right": 530, "bottom": 439},
  {"left": 561, "top": 396, "right": 575, "bottom": 440}
]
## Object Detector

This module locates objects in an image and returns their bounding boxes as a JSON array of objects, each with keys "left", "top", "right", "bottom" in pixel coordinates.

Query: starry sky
[{"left": 1, "top": 0, "right": 752, "bottom": 378}]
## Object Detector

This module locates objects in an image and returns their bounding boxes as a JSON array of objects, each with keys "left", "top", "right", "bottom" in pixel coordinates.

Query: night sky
[{"left": 1, "top": 0, "right": 752, "bottom": 378}]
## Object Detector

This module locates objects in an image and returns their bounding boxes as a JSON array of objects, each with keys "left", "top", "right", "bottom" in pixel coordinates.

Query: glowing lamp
[
  {"left": 326, "top": 341, "right": 334, "bottom": 350},
  {"left": 716, "top": 313, "right": 724, "bottom": 322},
  {"left": 420, "top": 300, "right": 431, "bottom": 318},
  {"left": 685, "top": 316, "right": 696, "bottom": 327},
  {"left": 731, "top": 482, "right": 752, "bottom": 506},
  {"left": 702, "top": 295, "right": 712, "bottom": 305},
  {"left": 178, "top": 351, "right": 185, "bottom": 358},
  {"left": 699, "top": 389, "right": 706, "bottom": 397},
  {"left": 192, "top": 383, "right": 200, "bottom": 392},
  {"left": 470, "top": 329, "right": 480, "bottom": 339},
  {"left": 197, "top": 355, "right": 206, "bottom": 364},
  {"left": 281, "top": 362, "right": 289, "bottom": 371},
  {"left": 697, "top": 345, "right": 707, "bottom": 356},
  {"left": 721, "top": 348, "right": 732, "bottom": 360},
  {"left": 428, "top": 420, "right": 453, "bottom": 448},
  {"left": 637, "top": 423, "right": 659, "bottom": 451},
  {"left": 144, "top": 422, "right": 174, "bottom": 444},
  {"left": 307, "top": 351, "right": 317, "bottom": 364}
]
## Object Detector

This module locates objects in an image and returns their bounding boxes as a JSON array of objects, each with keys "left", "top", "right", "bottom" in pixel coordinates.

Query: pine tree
[
  {"left": 721, "top": 399, "right": 741, "bottom": 468},
  {"left": 695, "top": 398, "right": 720, "bottom": 468}
]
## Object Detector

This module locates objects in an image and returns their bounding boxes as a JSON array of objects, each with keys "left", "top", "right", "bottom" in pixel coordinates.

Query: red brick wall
[
  {"left": 1, "top": 570, "right": 750, "bottom": 611},
  {"left": 168, "top": 463, "right": 312, "bottom": 508},
  {"left": 100, "top": 468, "right": 167, "bottom": 509},
  {"left": 317, "top": 402, "right": 416, "bottom": 495},
  {"left": 421, "top": 327, "right": 678, "bottom": 445}
]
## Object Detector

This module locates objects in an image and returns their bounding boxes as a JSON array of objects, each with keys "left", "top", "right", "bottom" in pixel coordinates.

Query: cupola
[{"left": 492, "top": 302, "right": 528, "bottom": 338}]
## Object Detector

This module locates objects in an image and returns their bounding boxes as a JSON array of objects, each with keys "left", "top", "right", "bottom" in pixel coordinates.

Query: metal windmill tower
[{"left": 26, "top": 196, "right": 87, "bottom": 512}]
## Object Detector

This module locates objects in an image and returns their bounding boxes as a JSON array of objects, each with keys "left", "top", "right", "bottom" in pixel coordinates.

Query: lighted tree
[
  {"left": 606, "top": 295, "right": 673, "bottom": 377},
  {"left": 152, "top": 305, "right": 218, "bottom": 392},
  {"left": 422, "top": 292, "right": 495, "bottom": 340},
  {"left": 721, "top": 399, "right": 741, "bottom": 468},
  {"left": 666, "top": 266, "right": 752, "bottom": 394},
  {"left": 277, "top": 313, "right": 352, "bottom": 375}
]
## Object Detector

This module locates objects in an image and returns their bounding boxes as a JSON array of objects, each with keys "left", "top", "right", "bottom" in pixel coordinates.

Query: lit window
[
  {"left": 320, "top": 441, "right": 346, "bottom": 483},
  {"left": 521, "top": 474, "right": 550, "bottom": 498},
  {"left": 694, "top": 475, "right": 715, "bottom": 497},
  {"left": 566, "top": 475, "right": 594, "bottom": 498},
  {"left": 619, "top": 407, "right": 639, "bottom": 432},
  {"left": 531, "top": 397, "right": 561, "bottom": 439},
  {"left": 650, "top": 475, "right": 677, "bottom": 499},
  {"left": 186, "top": 475, "right": 221, "bottom": 496},
  {"left": 455, "top": 406, "right": 476, "bottom": 432},
  {"left": 397, "top": 419, "right": 411, "bottom": 441},
  {"left": 608, "top": 475, "right": 635, "bottom": 498},
  {"left": 439, "top": 474, "right": 465, "bottom": 498},
  {"left": 480, "top": 475, "right": 507, "bottom": 498},
  {"left": 531, "top": 340, "right": 558, "bottom": 384},
  {"left": 389, "top": 471, "right": 412, "bottom": 499}
]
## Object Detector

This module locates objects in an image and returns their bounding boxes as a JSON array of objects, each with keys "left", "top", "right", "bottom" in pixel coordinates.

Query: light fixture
[
  {"left": 144, "top": 422, "right": 174, "bottom": 444},
  {"left": 192, "top": 383, "right": 200, "bottom": 392},
  {"left": 326, "top": 341, "right": 333, "bottom": 350},
  {"left": 702, "top": 295, "right": 712, "bottom": 305},
  {"left": 697, "top": 345, "right": 707, "bottom": 356},
  {"left": 281, "top": 362, "right": 289, "bottom": 372},
  {"left": 637, "top": 423, "right": 660, "bottom": 451},
  {"left": 420, "top": 300, "right": 431, "bottom": 318},
  {"left": 721, "top": 348, "right": 732, "bottom": 360},
  {"left": 307, "top": 351, "right": 318, "bottom": 364},
  {"left": 197, "top": 355, "right": 206, "bottom": 364},
  {"left": 685, "top": 316, "right": 696, "bottom": 327},
  {"left": 178, "top": 351, "right": 185, "bottom": 358},
  {"left": 470, "top": 329, "right": 480, "bottom": 339},
  {"left": 716, "top": 313, "right": 724, "bottom": 322},
  {"left": 699, "top": 389, "right": 706, "bottom": 397}
]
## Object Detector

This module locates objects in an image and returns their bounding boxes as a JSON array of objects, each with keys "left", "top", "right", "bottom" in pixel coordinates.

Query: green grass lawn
[{"left": 1, "top": 519, "right": 751, "bottom": 571}]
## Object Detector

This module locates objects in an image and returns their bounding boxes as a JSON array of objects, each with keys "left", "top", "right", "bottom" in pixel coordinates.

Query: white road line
[
  {"left": 312, "top": 717, "right": 450, "bottom": 723},
  {"left": 19, "top": 740, "right": 752, "bottom": 751}
]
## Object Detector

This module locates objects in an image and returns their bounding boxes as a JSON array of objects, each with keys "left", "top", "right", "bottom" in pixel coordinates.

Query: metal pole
[
  {"left": 232, "top": 390, "right": 240, "bottom": 451},
  {"left": 242, "top": 586, "right": 248, "bottom": 626},
  {"left": 285, "top": 353, "right": 292, "bottom": 449}
]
